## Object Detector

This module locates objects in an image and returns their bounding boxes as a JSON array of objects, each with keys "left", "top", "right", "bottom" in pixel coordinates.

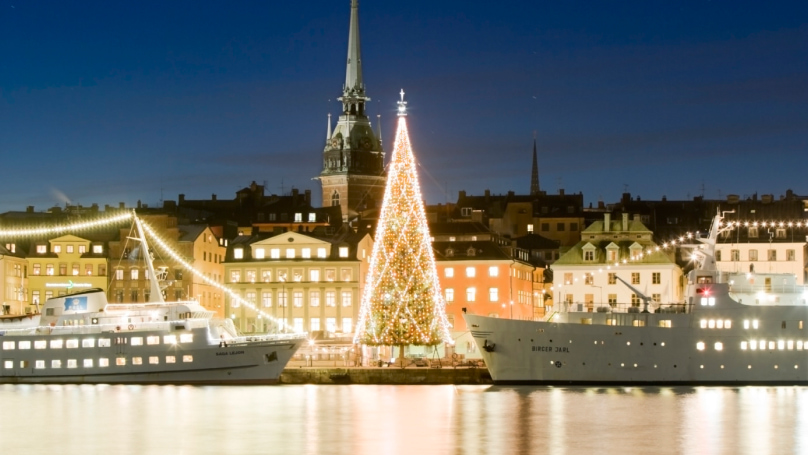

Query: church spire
[
  {"left": 342, "top": 0, "right": 367, "bottom": 107},
  {"left": 530, "top": 132, "right": 540, "bottom": 196}
]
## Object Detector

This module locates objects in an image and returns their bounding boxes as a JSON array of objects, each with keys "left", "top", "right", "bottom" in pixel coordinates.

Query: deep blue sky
[{"left": 1, "top": 1, "right": 807, "bottom": 213}]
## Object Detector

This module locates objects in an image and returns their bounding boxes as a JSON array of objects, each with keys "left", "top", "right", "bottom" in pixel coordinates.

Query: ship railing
[
  {"left": 559, "top": 302, "right": 690, "bottom": 314},
  {"left": 230, "top": 332, "right": 307, "bottom": 344},
  {"left": 727, "top": 283, "right": 808, "bottom": 295}
]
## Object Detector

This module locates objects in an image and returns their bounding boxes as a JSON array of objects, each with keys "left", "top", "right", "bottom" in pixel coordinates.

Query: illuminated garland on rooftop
[{"left": 0, "top": 212, "right": 133, "bottom": 237}]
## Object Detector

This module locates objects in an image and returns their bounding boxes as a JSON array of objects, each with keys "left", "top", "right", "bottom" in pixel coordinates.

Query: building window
[
  {"left": 342, "top": 318, "right": 352, "bottom": 334},
  {"left": 310, "top": 269, "right": 320, "bottom": 282},
  {"left": 787, "top": 250, "right": 796, "bottom": 261},
  {"left": 570, "top": 223, "right": 579, "bottom": 231},
  {"left": 489, "top": 288, "right": 498, "bottom": 302},
  {"left": 631, "top": 273, "right": 640, "bottom": 285},
  {"left": 465, "top": 267, "right": 476, "bottom": 278},
  {"left": 748, "top": 227, "right": 758, "bottom": 238},
  {"left": 652, "top": 273, "right": 661, "bottom": 284},
  {"left": 584, "top": 250, "right": 594, "bottom": 261},
  {"left": 294, "top": 292, "right": 303, "bottom": 308},
  {"left": 557, "top": 223, "right": 565, "bottom": 231},
  {"left": 302, "top": 248, "right": 311, "bottom": 259},
  {"left": 564, "top": 273, "right": 573, "bottom": 285},
  {"left": 608, "top": 273, "right": 616, "bottom": 285},
  {"left": 488, "top": 266, "right": 498, "bottom": 277},
  {"left": 310, "top": 291, "right": 320, "bottom": 307},
  {"left": 270, "top": 248, "right": 280, "bottom": 259},
  {"left": 93, "top": 245, "right": 103, "bottom": 254},
  {"left": 749, "top": 250, "right": 758, "bottom": 261},
  {"left": 326, "top": 318, "right": 337, "bottom": 332},
  {"left": 445, "top": 288, "right": 454, "bottom": 303},
  {"left": 310, "top": 318, "right": 320, "bottom": 331},
  {"left": 341, "top": 291, "right": 351, "bottom": 307},
  {"left": 325, "top": 291, "right": 336, "bottom": 307},
  {"left": 332, "top": 191, "right": 340, "bottom": 207},
  {"left": 286, "top": 248, "right": 295, "bottom": 259},
  {"left": 246, "top": 292, "right": 256, "bottom": 305},
  {"left": 317, "top": 248, "right": 327, "bottom": 258},
  {"left": 130, "top": 269, "right": 139, "bottom": 280},
  {"left": 278, "top": 291, "right": 287, "bottom": 307},
  {"left": 768, "top": 250, "right": 777, "bottom": 261},
  {"left": 246, "top": 270, "right": 256, "bottom": 282},
  {"left": 715, "top": 250, "right": 722, "bottom": 261},
  {"left": 308, "top": 213, "right": 316, "bottom": 222},
  {"left": 608, "top": 294, "right": 617, "bottom": 306},
  {"left": 294, "top": 213, "right": 302, "bottom": 222},
  {"left": 466, "top": 287, "right": 476, "bottom": 302},
  {"left": 631, "top": 294, "right": 641, "bottom": 307},
  {"left": 131, "top": 290, "right": 138, "bottom": 302},
  {"left": 341, "top": 269, "right": 352, "bottom": 282},
  {"left": 254, "top": 248, "right": 265, "bottom": 259},
  {"left": 46, "top": 264, "right": 54, "bottom": 276},
  {"left": 731, "top": 250, "right": 739, "bottom": 261},
  {"left": 445, "top": 268, "right": 454, "bottom": 278},
  {"left": 230, "top": 270, "right": 241, "bottom": 283},
  {"left": 234, "top": 248, "right": 244, "bottom": 259},
  {"left": 584, "top": 274, "right": 593, "bottom": 285},
  {"left": 541, "top": 223, "right": 549, "bottom": 232},
  {"left": 78, "top": 245, "right": 86, "bottom": 254},
  {"left": 325, "top": 269, "right": 335, "bottom": 281},
  {"left": 339, "top": 247, "right": 349, "bottom": 258},
  {"left": 527, "top": 224, "right": 534, "bottom": 233},
  {"left": 262, "top": 292, "right": 272, "bottom": 307}
]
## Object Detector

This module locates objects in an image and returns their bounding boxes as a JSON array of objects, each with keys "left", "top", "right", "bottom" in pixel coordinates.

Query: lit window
[
  {"left": 132, "top": 357, "right": 142, "bottom": 365},
  {"left": 310, "top": 269, "right": 320, "bottom": 282},
  {"left": 84, "top": 359, "right": 93, "bottom": 368},
  {"left": 147, "top": 336, "right": 160, "bottom": 345},
  {"left": 35, "top": 360, "right": 45, "bottom": 369},
  {"left": 725, "top": 320, "right": 732, "bottom": 329},
  {"left": 163, "top": 335, "right": 178, "bottom": 345},
  {"left": 99, "top": 358, "right": 109, "bottom": 367},
  {"left": 339, "top": 247, "right": 349, "bottom": 258},
  {"left": 2, "top": 341, "right": 14, "bottom": 350},
  {"left": 714, "top": 342, "right": 723, "bottom": 351},
  {"left": 466, "top": 287, "right": 476, "bottom": 302},
  {"left": 341, "top": 291, "right": 351, "bottom": 307},
  {"left": 753, "top": 320, "right": 759, "bottom": 329},
  {"left": 788, "top": 340, "right": 794, "bottom": 350},
  {"left": 294, "top": 213, "right": 302, "bottom": 222},
  {"left": 308, "top": 213, "right": 316, "bottom": 222},
  {"left": 179, "top": 334, "right": 193, "bottom": 343},
  {"left": 51, "top": 360, "right": 62, "bottom": 369},
  {"left": 93, "top": 245, "right": 103, "bottom": 254},
  {"left": 50, "top": 340, "right": 63, "bottom": 349},
  {"left": 34, "top": 340, "right": 46, "bottom": 349},
  {"left": 798, "top": 341, "right": 805, "bottom": 350},
  {"left": 183, "top": 355, "right": 193, "bottom": 363},
  {"left": 131, "top": 337, "right": 143, "bottom": 346},
  {"left": 488, "top": 266, "right": 499, "bottom": 277},
  {"left": 700, "top": 319, "right": 707, "bottom": 328},
  {"left": 116, "top": 358, "right": 126, "bottom": 366},
  {"left": 131, "top": 269, "right": 139, "bottom": 280},
  {"left": 36, "top": 245, "right": 46, "bottom": 254},
  {"left": 18, "top": 341, "right": 31, "bottom": 349},
  {"left": 489, "top": 288, "right": 499, "bottom": 302},
  {"left": 708, "top": 320, "right": 715, "bottom": 329},
  {"left": 302, "top": 248, "right": 311, "bottom": 259},
  {"left": 445, "top": 288, "right": 454, "bottom": 303},
  {"left": 768, "top": 341, "right": 775, "bottom": 350},
  {"left": 445, "top": 268, "right": 454, "bottom": 278},
  {"left": 466, "top": 267, "right": 476, "bottom": 278},
  {"left": 3, "top": 360, "right": 12, "bottom": 369},
  {"left": 716, "top": 319, "right": 724, "bottom": 329},
  {"left": 750, "top": 340, "right": 758, "bottom": 350},
  {"left": 254, "top": 249, "right": 265, "bottom": 259},
  {"left": 778, "top": 340, "right": 785, "bottom": 350},
  {"left": 696, "top": 342, "right": 705, "bottom": 351},
  {"left": 82, "top": 339, "right": 95, "bottom": 348},
  {"left": 286, "top": 248, "right": 295, "bottom": 259},
  {"left": 166, "top": 356, "right": 176, "bottom": 364},
  {"left": 149, "top": 357, "right": 159, "bottom": 365},
  {"left": 271, "top": 248, "right": 280, "bottom": 259},
  {"left": 317, "top": 248, "right": 327, "bottom": 258}
]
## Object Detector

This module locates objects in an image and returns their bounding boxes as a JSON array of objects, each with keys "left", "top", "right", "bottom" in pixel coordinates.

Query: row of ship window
[
  {"left": 696, "top": 340, "right": 808, "bottom": 351},
  {"left": 1, "top": 334, "right": 194, "bottom": 350},
  {"left": 3, "top": 355, "right": 193, "bottom": 370},
  {"left": 699, "top": 319, "right": 805, "bottom": 330}
]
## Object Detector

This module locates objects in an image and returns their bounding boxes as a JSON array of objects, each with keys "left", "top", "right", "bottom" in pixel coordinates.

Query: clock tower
[{"left": 317, "top": 0, "right": 385, "bottom": 222}]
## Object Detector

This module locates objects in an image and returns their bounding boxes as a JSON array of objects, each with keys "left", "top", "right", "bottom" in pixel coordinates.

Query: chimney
[
  {"left": 305, "top": 189, "right": 311, "bottom": 205},
  {"left": 179, "top": 194, "right": 185, "bottom": 203},
  {"left": 622, "top": 213, "right": 628, "bottom": 231},
  {"left": 212, "top": 194, "right": 217, "bottom": 201},
  {"left": 119, "top": 202, "right": 125, "bottom": 209},
  {"left": 459, "top": 190, "right": 466, "bottom": 200},
  {"left": 559, "top": 189, "right": 565, "bottom": 196},
  {"left": 26, "top": 206, "right": 34, "bottom": 213},
  {"left": 604, "top": 213, "right": 611, "bottom": 232},
  {"left": 137, "top": 200, "right": 142, "bottom": 209}
]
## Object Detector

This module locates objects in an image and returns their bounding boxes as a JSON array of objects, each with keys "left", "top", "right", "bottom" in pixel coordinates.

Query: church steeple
[
  {"left": 340, "top": 0, "right": 368, "bottom": 115},
  {"left": 530, "top": 132, "right": 540, "bottom": 196},
  {"left": 317, "top": 0, "right": 386, "bottom": 223}
]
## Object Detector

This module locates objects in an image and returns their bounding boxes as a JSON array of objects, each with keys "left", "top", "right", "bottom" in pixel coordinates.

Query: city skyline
[{"left": 1, "top": 1, "right": 806, "bottom": 213}]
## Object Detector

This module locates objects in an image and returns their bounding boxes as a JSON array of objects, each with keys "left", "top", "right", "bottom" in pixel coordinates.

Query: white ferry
[
  {"left": 466, "top": 212, "right": 808, "bottom": 384},
  {"left": 0, "top": 215, "right": 305, "bottom": 384}
]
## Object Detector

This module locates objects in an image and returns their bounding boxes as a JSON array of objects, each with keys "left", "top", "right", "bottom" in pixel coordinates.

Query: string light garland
[
  {"left": 138, "top": 220, "right": 300, "bottom": 333},
  {"left": 353, "top": 90, "right": 453, "bottom": 346},
  {"left": 0, "top": 212, "right": 133, "bottom": 237}
]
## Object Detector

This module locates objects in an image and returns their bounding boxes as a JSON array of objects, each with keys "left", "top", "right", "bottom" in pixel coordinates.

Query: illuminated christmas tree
[{"left": 354, "top": 90, "right": 452, "bottom": 347}]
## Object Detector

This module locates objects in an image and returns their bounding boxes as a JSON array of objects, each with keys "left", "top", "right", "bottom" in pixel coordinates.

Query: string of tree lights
[{"left": 354, "top": 90, "right": 453, "bottom": 347}]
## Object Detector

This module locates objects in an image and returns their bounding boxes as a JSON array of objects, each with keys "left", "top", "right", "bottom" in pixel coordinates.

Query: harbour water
[{"left": 1, "top": 384, "right": 806, "bottom": 454}]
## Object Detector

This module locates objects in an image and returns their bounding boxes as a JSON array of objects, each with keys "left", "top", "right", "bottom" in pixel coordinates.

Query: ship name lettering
[{"left": 532, "top": 346, "right": 569, "bottom": 353}]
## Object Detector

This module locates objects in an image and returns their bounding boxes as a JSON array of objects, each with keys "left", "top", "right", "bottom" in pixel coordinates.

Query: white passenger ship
[
  {"left": 0, "top": 215, "right": 305, "bottom": 384},
  {"left": 466, "top": 212, "right": 808, "bottom": 384}
]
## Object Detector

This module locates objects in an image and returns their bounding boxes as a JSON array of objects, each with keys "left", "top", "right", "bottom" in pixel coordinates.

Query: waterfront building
[
  {"left": 0, "top": 242, "right": 28, "bottom": 315},
  {"left": 551, "top": 213, "right": 683, "bottom": 311},
  {"left": 26, "top": 235, "right": 108, "bottom": 309},
  {"left": 224, "top": 229, "right": 373, "bottom": 335},
  {"left": 316, "top": 0, "right": 386, "bottom": 222}
]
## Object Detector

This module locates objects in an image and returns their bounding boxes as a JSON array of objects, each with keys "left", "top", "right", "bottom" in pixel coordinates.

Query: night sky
[{"left": 1, "top": 1, "right": 807, "bottom": 213}]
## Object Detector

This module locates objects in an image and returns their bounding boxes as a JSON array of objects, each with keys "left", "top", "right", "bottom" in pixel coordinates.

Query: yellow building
[
  {"left": 26, "top": 234, "right": 108, "bottom": 308},
  {"left": 1, "top": 243, "right": 28, "bottom": 315},
  {"left": 224, "top": 230, "right": 373, "bottom": 334}
]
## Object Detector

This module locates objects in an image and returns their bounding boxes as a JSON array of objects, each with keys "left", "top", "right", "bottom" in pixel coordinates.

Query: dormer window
[
  {"left": 308, "top": 213, "right": 316, "bottom": 222},
  {"left": 445, "top": 248, "right": 454, "bottom": 257},
  {"left": 467, "top": 247, "right": 476, "bottom": 257},
  {"left": 748, "top": 227, "right": 758, "bottom": 238},
  {"left": 254, "top": 248, "right": 265, "bottom": 259},
  {"left": 776, "top": 229, "right": 786, "bottom": 239},
  {"left": 53, "top": 245, "right": 61, "bottom": 253},
  {"left": 339, "top": 247, "right": 349, "bottom": 258},
  {"left": 460, "top": 207, "right": 472, "bottom": 217},
  {"left": 36, "top": 245, "right": 46, "bottom": 254},
  {"left": 582, "top": 243, "right": 596, "bottom": 262},
  {"left": 92, "top": 245, "right": 103, "bottom": 254},
  {"left": 294, "top": 213, "right": 302, "bottom": 222},
  {"left": 234, "top": 248, "right": 244, "bottom": 259}
]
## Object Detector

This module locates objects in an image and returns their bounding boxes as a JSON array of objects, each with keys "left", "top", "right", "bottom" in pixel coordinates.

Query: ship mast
[{"left": 133, "top": 212, "right": 168, "bottom": 303}]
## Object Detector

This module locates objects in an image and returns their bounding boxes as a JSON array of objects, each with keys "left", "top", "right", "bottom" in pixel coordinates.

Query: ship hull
[
  {"left": 1, "top": 328, "right": 304, "bottom": 385},
  {"left": 466, "top": 313, "right": 808, "bottom": 385}
]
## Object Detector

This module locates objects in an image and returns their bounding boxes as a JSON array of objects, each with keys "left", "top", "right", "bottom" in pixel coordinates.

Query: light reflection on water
[{"left": 1, "top": 384, "right": 805, "bottom": 454}]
